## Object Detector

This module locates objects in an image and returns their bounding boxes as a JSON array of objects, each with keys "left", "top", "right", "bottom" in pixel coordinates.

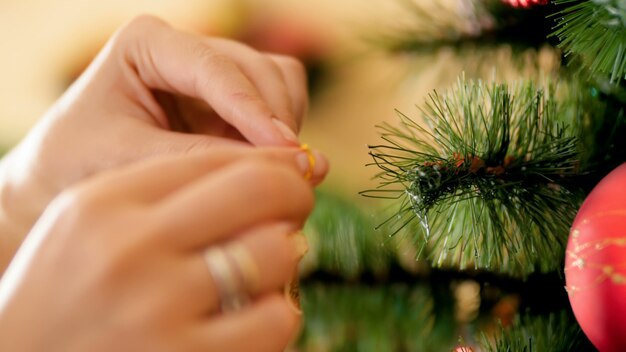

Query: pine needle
[
  {"left": 302, "top": 191, "right": 394, "bottom": 279},
  {"left": 479, "top": 311, "right": 593, "bottom": 351},
  {"left": 297, "top": 283, "right": 456, "bottom": 352},
  {"left": 362, "top": 77, "right": 584, "bottom": 277},
  {"left": 552, "top": 0, "right": 626, "bottom": 83}
]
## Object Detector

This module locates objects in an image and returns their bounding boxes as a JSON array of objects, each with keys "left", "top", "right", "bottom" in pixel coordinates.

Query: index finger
[{"left": 114, "top": 15, "right": 299, "bottom": 147}]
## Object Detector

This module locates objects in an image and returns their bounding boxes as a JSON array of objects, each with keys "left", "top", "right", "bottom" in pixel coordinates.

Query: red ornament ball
[
  {"left": 502, "top": 0, "right": 548, "bottom": 8},
  {"left": 454, "top": 346, "right": 474, "bottom": 352},
  {"left": 566, "top": 163, "right": 626, "bottom": 352}
]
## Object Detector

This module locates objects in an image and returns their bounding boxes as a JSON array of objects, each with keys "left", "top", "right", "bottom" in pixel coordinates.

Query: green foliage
[
  {"left": 479, "top": 311, "right": 593, "bottom": 351},
  {"left": 552, "top": 0, "right": 626, "bottom": 83},
  {"left": 298, "top": 283, "right": 456, "bottom": 352},
  {"left": 363, "top": 78, "right": 585, "bottom": 277},
  {"left": 295, "top": 1, "right": 626, "bottom": 350},
  {"left": 577, "top": 80, "right": 626, "bottom": 186},
  {"left": 303, "top": 192, "right": 394, "bottom": 279},
  {"left": 303, "top": 191, "right": 445, "bottom": 279}
]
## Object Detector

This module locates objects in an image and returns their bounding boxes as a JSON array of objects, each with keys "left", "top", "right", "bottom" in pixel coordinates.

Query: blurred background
[
  {"left": 0, "top": 0, "right": 383, "bottom": 195},
  {"left": 1, "top": 0, "right": 602, "bottom": 350},
  {"left": 1, "top": 0, "right": 538, "bottom": 197}
]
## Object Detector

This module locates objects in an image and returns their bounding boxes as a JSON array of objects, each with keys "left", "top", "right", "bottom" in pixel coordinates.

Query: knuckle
[
  {"left": 259, "top": 55, "right": 283, "bottom": 76},
  {"left": 193, "top": 45, "right": 222, "bottom": 65},
  {"left": 113, "top": 14, "right": 167, "bottom": 47},
  {"left": 53, "top": 187, "right": 104, "bottom": 222},
  {"left": 192, "top": 48, "right": 237, "bottom": 92},
  {"left": 229, "top": 90, "right": 261, "bottom": 105},
  {"left": 194, "top": 46, "right": 233, "bottom": 71},
  {"left": 274, "top": 55, "right": 306, "bottom": 77},
  {"left": 124, "top": 14, "right": 167, "bottom": 33}
]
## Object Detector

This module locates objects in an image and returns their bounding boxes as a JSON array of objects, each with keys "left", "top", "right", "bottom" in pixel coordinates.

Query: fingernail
[
  {"left": 284, "top": 276, "right": 302, "bottom": 315},
  {"left": 285, "top": 231, "right": 306, "bottom": 315},
  {"left": 272, "top": 118, "right": 299, "bottom": 144}
]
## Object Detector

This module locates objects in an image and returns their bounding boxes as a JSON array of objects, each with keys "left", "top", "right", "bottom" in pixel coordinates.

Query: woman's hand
[
  {"left": 0, "top": 146, "right": 325, "bottom": 352},
  {"left": 0, "top": 15, "right": 313, "bottom": 267}
]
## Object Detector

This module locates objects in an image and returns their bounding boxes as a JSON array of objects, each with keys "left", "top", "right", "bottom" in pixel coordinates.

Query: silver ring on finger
[
  {"left": 203, "top": 247, "right": 248, "bottom": 312},
  {"left": 203, "top": 244, "right": 259, "bottom": 312}
]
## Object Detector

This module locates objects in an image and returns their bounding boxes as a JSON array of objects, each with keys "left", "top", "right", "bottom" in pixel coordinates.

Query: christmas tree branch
[
  {"left": 301, "top": 192, "right": 395, "bottom": 279},
  {"left": 479, "top": 311, "right": 593, "bottom": 351},
  {"left": 297, "top": 282, "right": 456, "bottom": 351},
  {"left": 301, "top": 191, "right": 591, "bottom": 350},
  {"left": 577, "top": 79, "right": 626, "bottom": 187},
  {"left": 552, "top": 0, "right": 626, "bottom": 83},
  {"left": 362, "top": 78, "right": 584, "bottom": 277}
]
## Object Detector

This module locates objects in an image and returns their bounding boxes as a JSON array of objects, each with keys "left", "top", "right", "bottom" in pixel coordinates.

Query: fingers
[
  {"left": 83, "top": 145, "right": 327, "bottom": 207},
  {"left": 204, "top": 38, "right": 298, "bottom": 132},
  {"left": 151, "top": 157, "right": 315, "bottom": 249},
  {"left": 177, "top": 223, "right": 303, "bottom": 314},
  {"left": 115, "top": 15, "right": 304, "bottom": 147},
  {"left": 75, "top": 145, "right": 324, "bottom": 247},
  {"left": 189, "top": 294, "right": 299, "bottom": 352},
  {"left": 268, "top": 54, "right": 309, "bottom": 129}
]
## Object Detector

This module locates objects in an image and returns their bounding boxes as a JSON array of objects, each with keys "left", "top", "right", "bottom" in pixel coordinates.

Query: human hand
[
  {"left": 0, "top": 146, "right": 325, "bottom": 352},
  {"left": 0, "top": 15, "right": 312, "bottom": 253}
]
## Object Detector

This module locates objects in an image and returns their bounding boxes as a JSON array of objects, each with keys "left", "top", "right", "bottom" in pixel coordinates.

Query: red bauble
[
  {"left": 502, "top": 0, "right": 548, "bottom": 8},
  {"left": 566, "top": 163, "right": 626, "bottom": 352},
  {"left": 454, "top": 346, "right": 474, "bottom": 352}
]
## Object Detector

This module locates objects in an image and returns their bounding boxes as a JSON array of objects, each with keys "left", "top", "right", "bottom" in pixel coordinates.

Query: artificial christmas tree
[
  {"left": 297, "top": 0, "right": 626, "bottom": 350},
  {"left": 0, "top": 0, "right": 622, "bottom": 350}
]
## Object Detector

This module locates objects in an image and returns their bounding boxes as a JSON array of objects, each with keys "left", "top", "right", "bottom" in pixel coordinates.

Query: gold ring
[
  {"left": 203, "top": 247, "right": 250, "bottom": 312},
  {"left": 224, "top": 243, "right": 261, "bottom": 295},
  {"left": 299, "top": 144, "right": 316, "bottom": 180}
]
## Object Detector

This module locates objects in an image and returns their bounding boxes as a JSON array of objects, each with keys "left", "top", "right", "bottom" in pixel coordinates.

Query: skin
[
  {"left": 0, "top": 15, "right": 329, "bottom": 351},
  {"left": 0, "top": 15, "right": 327, "bottom": 271},
  {"left": 0, "top": 150, "right": 320, "bottom": 352}
]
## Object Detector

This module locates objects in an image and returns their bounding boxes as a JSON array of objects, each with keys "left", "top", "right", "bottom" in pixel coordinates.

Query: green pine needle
[
  {"left": 552, "top": 0, "right": 626, "bottom": 83},
  {"left": 479, "top": 311, "right": 592, "bottom": 351},
  {"left": 362, "top": 77, "right": 584, "bottom": 277},
  {"left": 297, "top": 283, "right": 456, "bottom": 352},
  {"left": 303, "top": 191, "right": 394, "bottom": 279}
]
